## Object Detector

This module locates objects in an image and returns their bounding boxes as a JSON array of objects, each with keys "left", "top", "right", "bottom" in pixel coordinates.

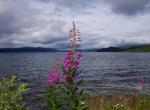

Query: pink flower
[
  {"left": 64, "top": 52, "right": 82, "bottom": 71},
  {"left": 63, "top": 52, "right": 82, "bottom": 84},
  {"left": 72, "top": 77, "right": 76, "bottom": 81},
  {"left": 64, "top": 60, "right": 71, "bottom": 69},
  {"left": 76, "top": 59, "right": 80, "bottom": 66},
  {"left": 67, "top": 52, "right": 74, "bottom": 59},
  {"left": 48, "top": 72, "right": 60, "bottom": 87},
  {"left": 77, "top": 53, "right": 82, "bottom": 59},
  {"left": 63, "top": 73, "right": 68, "bottom": 79},
  {"left": 139, "top": 77, "right": 145, "bottom": 88}
]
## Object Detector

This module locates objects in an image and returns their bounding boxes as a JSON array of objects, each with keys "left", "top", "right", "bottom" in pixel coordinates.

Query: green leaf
[
  {"left": 79, "top": 89, "right": 84, "bottom": 97},
  {"left": 62, "top": 65, "right": 66, "bottom": 73},
  {"left": 77, "top": 79, "right": 83, "bottom": 86},
  {"left": 80, "top": 106, "right": 88, "bottom": 110}
]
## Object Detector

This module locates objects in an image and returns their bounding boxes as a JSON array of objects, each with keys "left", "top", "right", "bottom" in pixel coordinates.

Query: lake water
[{"left": 0, "top": 52, "right": 150, "bottom": 108}]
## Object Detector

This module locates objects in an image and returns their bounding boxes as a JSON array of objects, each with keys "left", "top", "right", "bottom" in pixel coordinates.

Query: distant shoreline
[{"left": 0, "top": 45, "right": 150, "bottom": 52}]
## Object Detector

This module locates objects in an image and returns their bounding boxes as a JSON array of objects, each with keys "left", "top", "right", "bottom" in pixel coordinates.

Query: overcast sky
[{"left": 0, "top": 0, "right": 150, "bottom": 49}]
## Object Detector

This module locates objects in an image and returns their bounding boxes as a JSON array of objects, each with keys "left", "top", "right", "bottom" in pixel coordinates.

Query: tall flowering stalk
[
  {"left": 62, "top": 21, "right": 88, "bottom": 110},
  {"left": 46, "top": 59, "right": 61, "bottom": 110},
  {"left": 69, "top": 21, "right": 81, "bottom": 52},
  {"left": 48, "top": 58, "right": 61, "bottom": 87},
  {"left": 46, "top": 21, "right": 87, "bottom": 110}
]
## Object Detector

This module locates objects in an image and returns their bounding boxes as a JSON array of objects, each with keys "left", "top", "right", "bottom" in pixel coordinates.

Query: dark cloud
[
  {"left": 40, "top": 0, "right": 150, "bottom": 16},
  {"left": 33, "top": 37, "right": 68, "bottom": 44},
  {"left": 103, "top": 0, "right": 150, "bottom": 15},
  {"left": 0, "top": 0, "right": 68, "bottom": 48},
  {"left": 0, "top": 0, "right": 38, "bottom": 38}
]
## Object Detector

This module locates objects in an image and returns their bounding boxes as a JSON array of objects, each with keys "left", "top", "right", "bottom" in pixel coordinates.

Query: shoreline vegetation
[
  {"left": 0, "top": 22, "right": 150, "bottom": 110},
  {"left": 1, "top": 76, "right": 150, "bottom": 110},
  {"left": 86, "top": 95, "right": 150, "bottom": 110},
  {"left": 0, "top": 45, "right": 150, "bottom": 52},
  {"left": 1, "top": 65, "right": 150, "bottom": 109}
]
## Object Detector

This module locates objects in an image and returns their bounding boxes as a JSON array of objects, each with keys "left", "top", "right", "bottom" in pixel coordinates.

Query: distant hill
[
  {"left": 0, "top": 45, "right": 150, "bottom": 53},
  {"left": 96, "top": 45, "right": 150, "bottom": 52},
  {"left": 0, "top": 47, "right": 58, "bottom": 52},
  {"left": 96, "top": 47, "right": 122, "bottom": 52},
  {"left": 123, "top": 45, "right": 150, "bottom": 52},
  {"left": 77, "top": 48, "right": 98, "bottom": 52}
]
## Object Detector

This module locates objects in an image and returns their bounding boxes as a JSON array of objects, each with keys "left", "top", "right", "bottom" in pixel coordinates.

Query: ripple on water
[{"left": 0, "top": 52, "right": 150, "bottom": 107}]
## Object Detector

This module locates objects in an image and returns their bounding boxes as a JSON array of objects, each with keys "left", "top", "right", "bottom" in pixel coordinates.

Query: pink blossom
[
  {"left": 76, "top": 59, "right": 80, "bottom": 66},
  {"left": 64, "top": 52, "right": 82, "bottom": 71},
  {"left": 139, "top": 77, "right": 145, "bottom": 88},
  {"left": 72, "top": 77, "right": 76, "bottom": 81},
  {"left": 63, "top": 51, "right": 82, "bottom": 85},
  {"left": 67, "top": 52, "right": 74, "bottom": 59},
  {"left": 77, "top": 53, "right": 82, "bottom": 59},
  {"left": 63, "top": 73, "right": 68, "bottom": 79},
  {"left": 48, "top": 72, "right": 60, "bottom": 87},
  {"left": 64, "top": 60, "right": 71, "bottom": 69}
]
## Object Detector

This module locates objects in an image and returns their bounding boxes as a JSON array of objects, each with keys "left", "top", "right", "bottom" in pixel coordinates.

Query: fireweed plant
[
  {"left": 46, "top": 59, "right": 61, "bottom": 110},
  {"left": 46, "top": 22, "right": 88, "bottom": 110}
]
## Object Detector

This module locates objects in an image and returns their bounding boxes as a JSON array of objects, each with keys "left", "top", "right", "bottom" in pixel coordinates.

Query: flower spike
[{"left": 69, "top": 21, "right": 81, "bottom": 52}]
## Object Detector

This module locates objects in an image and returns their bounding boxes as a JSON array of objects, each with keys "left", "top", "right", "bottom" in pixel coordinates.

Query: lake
[{"left": 0, "top": 52, "right": 150, "bottom": 107}]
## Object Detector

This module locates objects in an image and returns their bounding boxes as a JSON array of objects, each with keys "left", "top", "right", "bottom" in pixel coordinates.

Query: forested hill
[
  {"left": 123, "top": 45, "right": 150, "bottom": 52},
  {"left": 96, "top": 45, "right": 150, "bottom": 52},
  {"left": 0, "top": 45, "right": 150, "bottom": 52}
]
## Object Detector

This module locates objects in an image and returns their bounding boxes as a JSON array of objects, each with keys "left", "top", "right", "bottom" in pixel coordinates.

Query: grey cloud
[
  {"left": 51, "top": 41, "right": 69, "bottom": 49},
  {"left": 39, "top": 0, "right": 150, "bottom": 16},
  {"left": 33, "top": 37, "right": 68, "bottom": 45},
  {"left": 53, "top": 0, "right": 90, "bottom": 8},
  {"left": 81, "top": 31, "right": 150, "bottom": 49},
  {"left": 50, "top": 20, "right": 66, "bottom": 34},
  {"left": 0, "top": 0, "right": 38, "bottom": 38},
  {"left": 39, "top": 0, "right": 94, "bottom": 11},
  {"left": 0, "top": 0, "right": 150, "bottom": 49},
  {"left": 0, "top": 0, "right": 68, "bottom": 48},
  {"left": 103, "top": 0, "right": 150, "bottom": 15}
]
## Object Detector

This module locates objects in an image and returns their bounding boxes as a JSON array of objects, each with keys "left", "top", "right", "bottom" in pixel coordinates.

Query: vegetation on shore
[
  {"left": 0, "top": 76, "right": 29, "bottom": 110},
  {"left": 86, "top": 95, "right": 150, "bottom": 110},
  {"left": 0, "top": 76, "right": 150, "bottom": 110}
]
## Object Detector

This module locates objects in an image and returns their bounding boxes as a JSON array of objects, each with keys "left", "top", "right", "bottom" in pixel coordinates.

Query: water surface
[{"left": 0, "top": 52, "right": 150, "bottom": 107}]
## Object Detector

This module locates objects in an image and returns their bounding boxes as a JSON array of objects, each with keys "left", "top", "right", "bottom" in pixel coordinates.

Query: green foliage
[
  {"left": 0, "top": 76, "right": 29, "bottom": 110},
  {"left": 105, "top": 105, "right": 118, "bottom": 110},
  {"left": 137, "top": 96, "right": 150, "bottom": 110},
  {"left": 46, "top": 86, "right": 62, "bottom": 110},
  {"left": 46, "top": 49, "right": 88, "bottom": 110},
  {"left": 86, "top": 95, "right": 150, "bottom": 110},
  {"left": 62, "top": 64, "right": 88, "bottom": 110}
]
